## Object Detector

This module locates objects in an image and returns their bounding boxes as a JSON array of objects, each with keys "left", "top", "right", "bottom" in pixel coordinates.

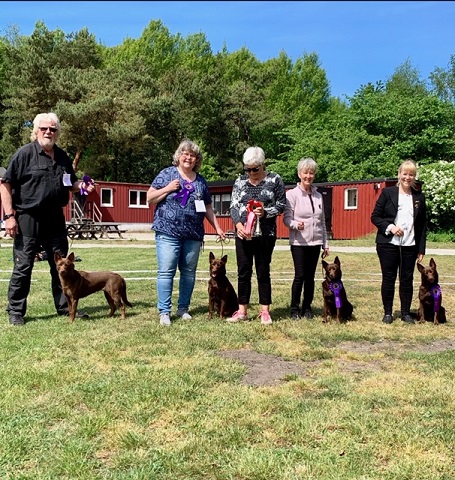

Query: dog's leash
[{"left": 215, "top": 234, "right": 230, "bottom": 256}]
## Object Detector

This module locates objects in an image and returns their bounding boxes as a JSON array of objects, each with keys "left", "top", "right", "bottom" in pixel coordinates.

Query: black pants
[
  {"left": 7, "top": 212, "right": 69, "bottom": 317},
  {"left": 235, "top": 236, "right": 276, "bottom": 306},
  {"left": 376, "top": 243, "right": 417, "bottom": 316},
  {"left": 290, "top": 245, "right": 321, "bottom": 314}
]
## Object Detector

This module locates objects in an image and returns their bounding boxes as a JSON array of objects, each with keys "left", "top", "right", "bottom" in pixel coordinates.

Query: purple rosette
[
  {"left": 330, "top": 281, "right": 343, "bottom": 308},
  {"left": 174, "top": 180, "right": 195, "bottom": 207},
  {"left": 80, "top": 175, "right": 94, "bottom": 196}
]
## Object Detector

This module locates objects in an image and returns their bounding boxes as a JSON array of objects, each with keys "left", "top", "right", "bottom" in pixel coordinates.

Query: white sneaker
[
  {"left": 227, "top": 311, "right": 248, "bottom": 323},
  {"left": 176, "top": 309, "right": 192, "bottom": 320},
  {"left": 160, "top": 313, "right": 171, "bottom": 326}
]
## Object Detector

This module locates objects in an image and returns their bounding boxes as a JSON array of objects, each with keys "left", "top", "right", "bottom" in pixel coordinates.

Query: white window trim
[
  {"left": 100, "top": 188, "right": 113, "bottom": 207},
  {"left": 129, "top": 189, "right": 149, "bottom": 209},
  {"left": 344, "top": 188, "right": 358, "bottom": 210}
]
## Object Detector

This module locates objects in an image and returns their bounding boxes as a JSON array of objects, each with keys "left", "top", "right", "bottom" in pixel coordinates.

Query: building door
[{"left": 319, "top": 187, "right": 333, "bottom": 239}]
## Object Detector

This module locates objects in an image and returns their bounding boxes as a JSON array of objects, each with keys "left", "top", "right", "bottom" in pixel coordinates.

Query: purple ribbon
[
  {"left": 432, "top": 284, "right": 442, "bottom": 312},
  {"left": 329, "top": 281, "right": 343, "bottom": 308},
  {"left": 80, "top": 175, "right": 94, "bottom": 195},
  {"left": 174, "top": 180, "right": 195, "bottom": 207}
]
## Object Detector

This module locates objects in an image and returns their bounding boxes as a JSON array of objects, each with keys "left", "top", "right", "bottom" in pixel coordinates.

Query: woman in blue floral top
[
  {"left": 147, "top": 139, "right": 224, "bottom": 326},
  {"left": 228, "top": 146, "right": 286, "bottom": 325}
]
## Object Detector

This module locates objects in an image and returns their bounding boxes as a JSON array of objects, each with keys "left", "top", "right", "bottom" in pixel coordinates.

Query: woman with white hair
[
  {"left": 284, "top": 157, "right": 329, "bottom": 320},
  {"left": 228, "top": 146, "right": 286, "bottom": 325}
]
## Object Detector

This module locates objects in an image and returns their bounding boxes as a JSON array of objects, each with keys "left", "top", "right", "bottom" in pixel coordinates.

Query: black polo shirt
[{"left": 2, "top": 141, "right": 78, "bottom": 214}]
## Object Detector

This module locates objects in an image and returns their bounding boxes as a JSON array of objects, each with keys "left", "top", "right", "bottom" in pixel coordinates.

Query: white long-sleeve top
[{"left": 283, "top": 183, "right": 328, "bottom": 248}]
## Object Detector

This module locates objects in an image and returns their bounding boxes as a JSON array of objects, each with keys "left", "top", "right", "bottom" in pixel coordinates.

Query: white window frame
[
  {"left": 129, "top": 189, "right": 148, "bottom": 208},
  {"left": 212, "top": 193, "right": 232, "bottom": 216},
  {"left": 344, "top": 188, "right": 358, "bottom": 210},
  {"left": 100, "top": 188, "right": 113, "bottom": 207}
]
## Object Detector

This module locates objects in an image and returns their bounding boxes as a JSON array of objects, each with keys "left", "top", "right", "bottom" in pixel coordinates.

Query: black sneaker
[
  {"left": 382, "top": 314, "right": 393, "bottom": 324},
  {"left": 9, "top": 314, "right": 25, "bottom": 326},
  {"left": 401, "top": 314, "right": 415, "bottom": 324},
  {"left": 290, "top": 312, "right": 301, "bottom": 320},
  {"left": 302, "top": 309, "right": 314, "bottom": 320}
]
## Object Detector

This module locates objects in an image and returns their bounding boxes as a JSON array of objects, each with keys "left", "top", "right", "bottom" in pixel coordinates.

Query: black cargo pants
[{"left": 6, "top": 211, "right": 69, "bottom": 318}]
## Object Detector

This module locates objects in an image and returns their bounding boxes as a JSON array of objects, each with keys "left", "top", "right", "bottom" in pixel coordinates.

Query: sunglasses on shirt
[
  {"left": 39, "top": 127, "right": 58, "bottom": 133},
  {"left": 244, "top": 167, "right": 261, "bottom": 173}
]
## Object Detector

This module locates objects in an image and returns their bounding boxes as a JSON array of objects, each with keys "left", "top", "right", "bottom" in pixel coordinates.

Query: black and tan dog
[
  {"left": 55, "top": 252, "right": 132, "bottom": 322},
  {"left": 416, "top": 258, "right": 446, "bottom": 325},
  {"left": 208, "top": 252, "right": 239, "bottom": 319},
  {"left": 321, "top": 256, "right": 353, "bottom": 323}
]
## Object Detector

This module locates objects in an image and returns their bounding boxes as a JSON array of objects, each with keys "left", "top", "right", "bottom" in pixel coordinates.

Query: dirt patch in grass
[
  {"left": 217, "top": 350, "right": 310, "bottom": 387},
  {"left": 337, "top": 338, "right": 455, "bottom": 354},
  {"left": 218, "top": 339, "right": 455, "bottom": 386}
]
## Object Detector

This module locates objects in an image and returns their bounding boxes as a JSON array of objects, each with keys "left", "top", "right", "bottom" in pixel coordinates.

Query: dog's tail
[
  {"left": 123, "top": 294, "right": 132, "bottom": 308},
  {"left": 121, "top": 282, "right": 132, "bottom": 307}
]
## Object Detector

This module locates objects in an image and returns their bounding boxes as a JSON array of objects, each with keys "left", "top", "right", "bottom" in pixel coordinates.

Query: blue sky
[{"left": 1, "top": 1, "right": 454, "bottom": 98}]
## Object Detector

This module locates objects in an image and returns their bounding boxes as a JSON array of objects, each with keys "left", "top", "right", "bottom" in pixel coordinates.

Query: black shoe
[
  {"left": 9, "top": 314, "right": 25, "bottom": 326},
  {"left": 290, "top": 312, "right": 301, "bottom": 320},
  {"left": 401, "top": 314, "right": 415, "bottom": 324},
  {"left": 382, "top": 314, "right": 393, "bottom": 324},
  {"left": 302, "top": 309, "right": 313, "bottom": 320}
]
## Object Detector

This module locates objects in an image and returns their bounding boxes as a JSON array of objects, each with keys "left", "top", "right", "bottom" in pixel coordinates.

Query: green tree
[
  {"left": 430, "top": 54, "right": 455, "bottom": 104},
  {"left": 419, "top": 161, "right": 455, "bottom": 231}
]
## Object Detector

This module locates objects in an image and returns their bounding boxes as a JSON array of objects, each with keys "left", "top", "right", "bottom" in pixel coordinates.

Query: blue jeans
[{"left": 155, "top": 232, "right": 202, "bottom": 314}]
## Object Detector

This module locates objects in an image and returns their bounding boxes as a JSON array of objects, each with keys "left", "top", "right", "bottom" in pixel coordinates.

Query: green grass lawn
[{"left": 0, "top": 238, "right": 454, "bottom": 479}]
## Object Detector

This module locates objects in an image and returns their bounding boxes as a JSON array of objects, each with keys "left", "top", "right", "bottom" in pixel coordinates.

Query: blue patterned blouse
[{"left": 151, "top": 166, "right": 212, "bottom": 241}]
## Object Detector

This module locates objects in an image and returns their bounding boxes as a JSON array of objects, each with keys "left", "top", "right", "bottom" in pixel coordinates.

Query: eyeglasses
[
  {"left": 181, "top": 151, "right": 197, "bottom": 159},
  {"left": 39, "top": 127, "right": 58, "bottom": 133},
  {"left": 244, "top": 167, "right": 261, "bottom": 173}
]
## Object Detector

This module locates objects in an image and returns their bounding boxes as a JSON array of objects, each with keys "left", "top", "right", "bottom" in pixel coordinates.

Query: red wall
[{"left": 44, "top": 178, "right": 401, "bottom": 240}]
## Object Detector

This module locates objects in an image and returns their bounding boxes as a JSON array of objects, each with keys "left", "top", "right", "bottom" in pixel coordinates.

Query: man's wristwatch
[{"left": 3, "top": 213, "right": 14, "bottom": 220}]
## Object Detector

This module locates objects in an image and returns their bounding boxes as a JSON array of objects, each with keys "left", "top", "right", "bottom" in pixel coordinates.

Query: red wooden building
[
  {"left": 205, "top": 178, "right": 404, "bottom": 240},
  {"left": 2, "top": 177, "right": 412, "bottom": 240}
]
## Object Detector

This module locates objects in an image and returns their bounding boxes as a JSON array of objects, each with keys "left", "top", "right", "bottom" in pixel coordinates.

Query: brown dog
[
  {"left": 416, "top": 258, "right": 446, "bottom": 324},
  {"left": 208, "top": 252, "right": 239, "bottom": 319},
  {"left": 321, "top": 256, "right": 353, "bottom": 323},
  {"left": 54, "top": 252, "right": 132, "bottom": 322}
]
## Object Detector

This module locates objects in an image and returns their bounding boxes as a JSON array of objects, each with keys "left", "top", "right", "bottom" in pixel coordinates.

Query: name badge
[
  {"left": 195, "top": 200, "right": 206, "bottom": 212},
  {"left": 63, "top": 173, "right": 72, "bottom": 186}
]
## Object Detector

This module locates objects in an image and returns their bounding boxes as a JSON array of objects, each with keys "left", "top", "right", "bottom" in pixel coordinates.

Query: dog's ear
[
  {"left": 221, "top": 255, "right": 228, "bottom": 264},
  {"left": 54, "top": 252, "right": 62, "bottom": 262},
  {"left": 430, "top": 258, "right": 436, "bottom": 268},
  {"left": 417, "top": 262, "right": 424, "bottom": 273},
  {"left": 209, "top": 252, "right": 215, "bottom": 261},
  {"left": 322, "top": 260, "right": 328, "bottom": 270},
  {"left": 68, "top": 252, "right": 75, "bottom": 262},
  {"left": 334, "top": 256, "right": 340, "bottom": 266}
]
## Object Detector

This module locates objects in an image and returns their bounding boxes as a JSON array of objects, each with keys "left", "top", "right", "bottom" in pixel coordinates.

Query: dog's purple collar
[
  {"left": 431, "top": 284, "right": 442, "bottom": 312},
  {"left": 329, "top": 281, "right": 343, "bottom": 308}
]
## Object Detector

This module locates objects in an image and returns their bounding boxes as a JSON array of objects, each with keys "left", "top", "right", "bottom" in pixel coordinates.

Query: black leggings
[
  {"left": 235, "top": 236, "right": 276, "bottom": 305},
  {"left": 376, "top": 243, "right": 418, "bottom": 316},
  {"left": 290, "top": 245, "right": 321, "bottom": 314}
]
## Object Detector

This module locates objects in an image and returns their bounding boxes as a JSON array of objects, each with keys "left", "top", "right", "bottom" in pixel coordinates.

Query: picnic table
[
  {"left": 66, "top": 222, "right": 99, "bottom": 240},
  {"left": 66, "top": 222, "right": 126, "bottom": 240},
  {"left": 96, "top": 222, "right": 127, "bottom": 239}
]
